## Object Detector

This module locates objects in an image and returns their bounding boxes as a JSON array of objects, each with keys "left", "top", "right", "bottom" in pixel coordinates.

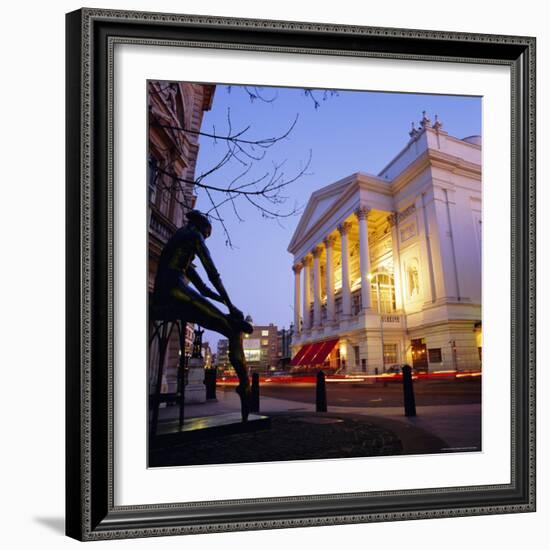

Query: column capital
[
  {"left": 311, "top": 245, "right": 323, "bottom": 258},
  {"left": 337, "top": 221, "right": 353, "bottom": 236},
  {"left": 354, "top": 205, "right": 371, "bottom": 221},
  {"left": 323, "top": 234, "right": 338, "bottom": 248},
  {"left": 302, "top": 254, "right": 313, "bottom": 267},
  {"left": 387, "top": 211, "right": 398, "bottom": 228},
  {"left": 292, "top": 262, "right": 303, "bottom": 274}
]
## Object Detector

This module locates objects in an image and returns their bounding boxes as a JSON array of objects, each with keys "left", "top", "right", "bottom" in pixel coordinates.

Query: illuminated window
[
  {"left": 353, "top": 345, "right": 360, "bottom": 367},
  {"left": 261, "top": 330, "right": 269, "bottom": 337},
  {"left": 370, "top": 273, "right": 396, "bottom": 313},
  {"left": 261, "top": 339, "right": 269, "bottom": 346},
  {"left": 244, "top": 349, "right": 261, "bottom": 362},
  {"left": 383, "top": 344, "right": 398, "bottom": 365}
]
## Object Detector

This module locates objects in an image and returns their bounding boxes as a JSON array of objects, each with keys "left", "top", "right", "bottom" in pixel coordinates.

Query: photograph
[
  {"left": 147, "top": 80, "right": 483, "bottom": 468},
  {"left": 62, "top": 4, "right": 536, "bottom": 542}
]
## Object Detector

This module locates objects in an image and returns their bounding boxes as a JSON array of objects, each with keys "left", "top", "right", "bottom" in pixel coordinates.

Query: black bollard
[
  {"left": 250, "top": 372, "right": 260, "bottom": 413},
  {"left": 316, "top": 370, "right": 328, "bottom": 412},
  {"left": 402, "top": 364, "right": 417, "bottom": 417},
  {"left": 204, "top": 369, "right": 217, "bottom": 400}
]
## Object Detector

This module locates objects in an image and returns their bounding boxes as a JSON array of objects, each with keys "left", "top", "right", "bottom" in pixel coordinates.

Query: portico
[
  {"left": 293, "top": 206, "right": 400, "bottom": 333},
  {"left": 288, "top": 180, "right": 407, "bottom": 373}
]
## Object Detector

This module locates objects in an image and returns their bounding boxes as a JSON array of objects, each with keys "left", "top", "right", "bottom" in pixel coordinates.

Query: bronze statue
[
  {"left": 152, "top": 210, "right": 254, "bottom": 421},
  {"left": 191, "top": 327, "right": 204, "bottom": 359}
]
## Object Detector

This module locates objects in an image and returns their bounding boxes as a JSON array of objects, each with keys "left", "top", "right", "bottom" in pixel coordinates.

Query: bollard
[
  {"left": 402, "top": 364, "right": 417, "bottom": 417},
  {"left": 250, "top": 372, "right": 260, "bottom": 413},
  {"left": 204, "top": 369, "right": 217, "bottom": 400},
  {"left": 316, "top": 370, "right": 328, "bottom": 412}
]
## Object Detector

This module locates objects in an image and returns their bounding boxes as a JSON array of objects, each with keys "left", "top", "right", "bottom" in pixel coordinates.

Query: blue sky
[{"left": 191, "top": 84, "right": 481, "bottom": 351}]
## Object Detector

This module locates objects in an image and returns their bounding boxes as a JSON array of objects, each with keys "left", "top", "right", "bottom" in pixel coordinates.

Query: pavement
[
  {"left": 150, "top": 411, "right": 406, "bottom": 467},
  {"left": 157, "top": 387, "right": 481, "bottom": 454}
]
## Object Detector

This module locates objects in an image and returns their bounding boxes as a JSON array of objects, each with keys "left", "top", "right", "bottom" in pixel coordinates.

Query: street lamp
[{"left": 368, "top": 272, "right": 386, "bottom": 373}]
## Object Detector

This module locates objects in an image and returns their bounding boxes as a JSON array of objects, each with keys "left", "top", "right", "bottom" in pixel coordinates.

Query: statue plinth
[{"left": 185, "top": 356, "right": 207, "bottom": 404}]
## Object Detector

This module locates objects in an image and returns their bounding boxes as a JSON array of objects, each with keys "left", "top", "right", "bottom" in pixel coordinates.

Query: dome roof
[{"left": 462, "top": 135, "right": 482, "bottom": 146}]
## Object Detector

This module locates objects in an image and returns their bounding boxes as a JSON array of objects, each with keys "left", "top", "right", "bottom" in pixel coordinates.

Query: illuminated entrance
[{"left": 411, "top": 338, "right": 428, "bottom": 372}]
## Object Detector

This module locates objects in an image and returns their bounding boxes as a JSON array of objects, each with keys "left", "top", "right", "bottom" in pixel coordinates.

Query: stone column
[
  {"left": 292, "top": 262, "right": 303, "bottom": 333},
  {"left": 355, "top": 206, "right": 372, "bottom": 310},
  {"left": 338, "top": 221, "right": 352, "bottom": 317},
  {"left": 388, "top": 213, "right": 404, "bottom": 310},
  {"left": 312, "top": 246, "right": 323, "bottom": 327},
  {"left": 302, "top": 255, "right": 312, "bottom": 329},
  {"left": 323, "top": 234, "right": 337, "bottom": 323}
]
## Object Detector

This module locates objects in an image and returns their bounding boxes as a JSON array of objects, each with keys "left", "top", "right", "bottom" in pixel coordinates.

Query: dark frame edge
[
  {"left": 66, "top": 8, "right": 85, "bottom": 542},
  {"left": 514, "top": 37, "right": 537, "bottom": 513}
]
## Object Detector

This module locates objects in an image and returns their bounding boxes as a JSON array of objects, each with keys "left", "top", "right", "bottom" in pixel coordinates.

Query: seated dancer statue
[{"left": 152, "top": 210, "right": 254, "bottom": 421}]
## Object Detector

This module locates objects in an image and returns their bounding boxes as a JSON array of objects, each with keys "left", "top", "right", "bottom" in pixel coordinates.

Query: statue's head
[{"left": 186, "top": 210, "right": 212, "bottom": 239}]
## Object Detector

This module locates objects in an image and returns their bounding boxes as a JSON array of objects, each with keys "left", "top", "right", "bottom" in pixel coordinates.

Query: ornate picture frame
[{"left": 65, "top": 8, "right": 536, "bottom": 541}]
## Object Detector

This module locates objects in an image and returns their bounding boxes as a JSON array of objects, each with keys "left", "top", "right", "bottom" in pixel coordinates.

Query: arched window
[{"left": 370, "top": 271, "right": 396, "bottom": 313}]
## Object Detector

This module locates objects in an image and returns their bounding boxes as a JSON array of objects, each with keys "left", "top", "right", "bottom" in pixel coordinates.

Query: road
[{"left": 220, "top": 377, "right": 481, "bottom": 408}]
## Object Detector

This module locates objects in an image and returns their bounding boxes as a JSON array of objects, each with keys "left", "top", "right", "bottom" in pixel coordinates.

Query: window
[
  {"left": 244, "top": 349, "right": 261, "bottom": 362},
  {"left": 428, "top": 348, "right": 443, "bottom": 363},
  {"left": 351, "top": 291, "right": 362, "bottom": 315},
  {"left": 261, "top": 339, "right": 269, "bottom": 346},
  {"left": 370, "top": 273, "right": 396, "bottom": 313},
  {"left": 261, "top": 330, "right": 269, "bottom": 337},
  {"left": 353, "top": 345, "right": 360, "bottom": 367},
  {"left": 148, "top": 156, "right": 158, "bottom": 203},
  {"left": 383, "top": 343, "right": 398, "bottom": 365},
  {"left": 243, "top": 338, "right": 260, "bottom": 349}
]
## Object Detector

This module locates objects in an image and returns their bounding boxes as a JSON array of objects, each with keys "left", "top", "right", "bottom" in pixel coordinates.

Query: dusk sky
[{"left": 191, "top": 84, "right": 481, "bottom": 351}]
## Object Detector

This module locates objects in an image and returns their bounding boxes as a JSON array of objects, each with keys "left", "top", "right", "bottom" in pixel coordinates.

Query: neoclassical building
[{"left": 288, "top": 113, "right": 482, "bottom": 374}]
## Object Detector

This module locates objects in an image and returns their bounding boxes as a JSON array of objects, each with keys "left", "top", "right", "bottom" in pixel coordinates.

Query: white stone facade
[{"left": 288, "top": 114, "right": 482, "bottom": 374}]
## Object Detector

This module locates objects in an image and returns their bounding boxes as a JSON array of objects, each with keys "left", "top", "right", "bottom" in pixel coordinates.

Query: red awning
[
  {"left": 291, "top": 339, "right": 340, "bottom": 367},
  {"left": 290, "top": 343, "right": 313, "bottom": 366},
  {"left": 298, "top": 341, "right": 324, "bottom": 365},
  {"left": 310, "top": 338, "right": 339, "bottom": 365}
]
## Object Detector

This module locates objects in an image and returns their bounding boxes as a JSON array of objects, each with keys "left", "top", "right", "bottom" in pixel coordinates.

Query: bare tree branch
[
  {"left": 150, "top": 111, "right": 299, "bottom": 148},
  {"left": 148, "top": 81, "right": 336, "bottom": 247}
]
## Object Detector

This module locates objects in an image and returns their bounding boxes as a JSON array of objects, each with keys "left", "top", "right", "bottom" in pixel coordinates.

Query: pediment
[{"left": 288, "top": 174, "right": 357, "bottom": 253}]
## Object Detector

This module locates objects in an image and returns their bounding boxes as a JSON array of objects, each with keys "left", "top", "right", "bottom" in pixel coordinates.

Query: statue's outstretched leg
[
  {"left": 228, "top": 331, "right": 251, "bottom": 421},
  {"left": 158, "top": 285, "right": 254, "bottom": 421}
]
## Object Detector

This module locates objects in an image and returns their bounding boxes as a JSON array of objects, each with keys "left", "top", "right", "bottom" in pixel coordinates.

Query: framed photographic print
[{"left": 65, "top": 8, "right": 536, "bottom": 541}]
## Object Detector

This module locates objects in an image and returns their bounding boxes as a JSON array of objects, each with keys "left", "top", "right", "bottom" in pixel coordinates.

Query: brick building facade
[{"left": 148, "top": 80, "right": 215, "bottom": 394}]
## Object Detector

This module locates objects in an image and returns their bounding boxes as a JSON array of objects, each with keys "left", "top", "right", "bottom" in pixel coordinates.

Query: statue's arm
[
  {"left": 186, "top": 265, "right": 224, "bottom": 303},
  {"left": 195, "top": 236, "right": 237, "bottom": 312}
]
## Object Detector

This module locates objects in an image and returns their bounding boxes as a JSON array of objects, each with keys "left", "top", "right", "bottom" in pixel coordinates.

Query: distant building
[
  {"left": 216, "top": 339, "right": 230, "bottom": 372},
  {"left": 277, "top": 326, "right": 294, "bottom": 370},
  {"left": 288, "top": 113, "right": 482, "bottom": 374},
  {"left": 242, "top": 321, "right": 279, "bottom": 375}
]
